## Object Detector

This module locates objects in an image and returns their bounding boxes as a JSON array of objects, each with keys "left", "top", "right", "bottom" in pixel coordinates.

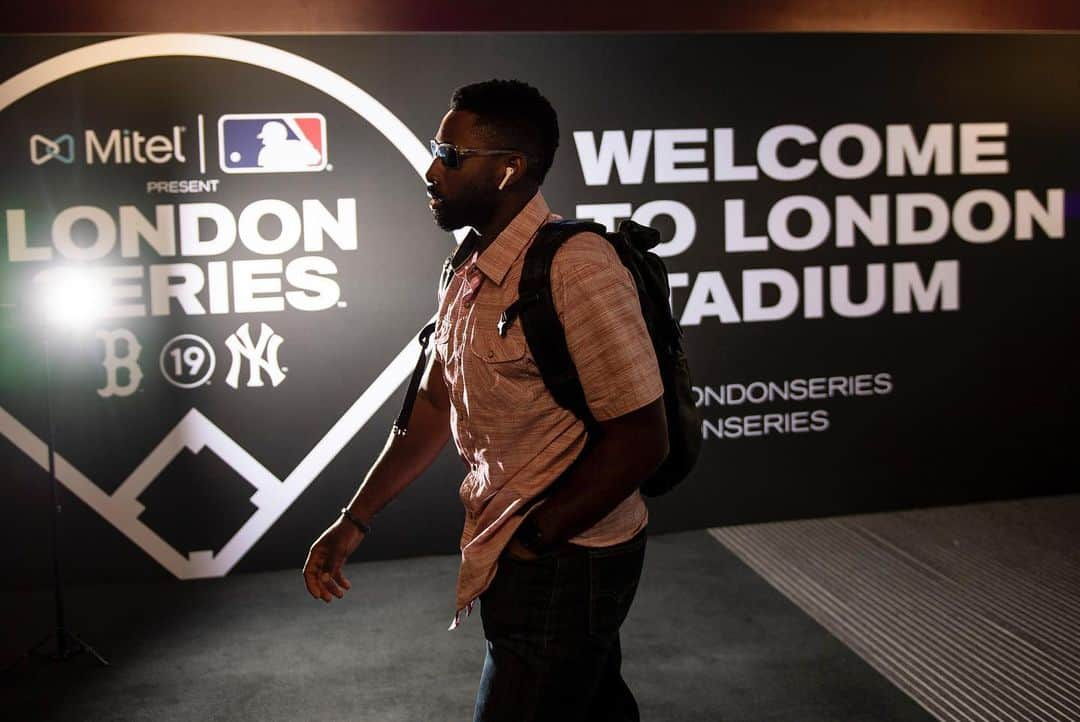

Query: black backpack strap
[
  {"left": 440, "top": 229, "right": 480, "bottom": 302},
  {"left": 504, "top": 220, "right": 608, "bottom": 437},
  {"left": 391, "top": 320, "right": 439, "bottom": 436},
  {"left": 393, "top": 231, "right": 480, "bottom": 436}
]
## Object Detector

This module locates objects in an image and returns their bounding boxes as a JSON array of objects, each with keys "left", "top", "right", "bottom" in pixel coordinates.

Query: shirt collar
[{"left": 474, "top": 191, "right": 551, "bottom": 286}]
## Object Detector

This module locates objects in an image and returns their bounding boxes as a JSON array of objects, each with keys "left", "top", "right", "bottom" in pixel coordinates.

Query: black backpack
[{"left": 394, "top": 219, "right": 701, "bottom": 497}]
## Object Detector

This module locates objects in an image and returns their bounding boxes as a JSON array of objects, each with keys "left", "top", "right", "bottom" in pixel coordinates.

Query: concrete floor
[{"left": 0, "top": 530, "right": 933, "bottom": 721}]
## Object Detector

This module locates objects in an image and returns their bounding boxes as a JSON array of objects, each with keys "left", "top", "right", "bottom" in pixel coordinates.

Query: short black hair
[{"left": 450, "top": 79, "right": 559, "bottom": 184}]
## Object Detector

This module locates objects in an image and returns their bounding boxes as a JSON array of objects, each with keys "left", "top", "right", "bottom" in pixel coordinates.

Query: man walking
[{"left": 303, "top": 79, "right": 668, "bottom": 722}]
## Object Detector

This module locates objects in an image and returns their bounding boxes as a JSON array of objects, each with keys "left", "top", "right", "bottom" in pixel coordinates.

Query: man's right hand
[
  {"left": 303, "top": 517, "right": 365, "bottom": 603},
  {"left": 300, "top": 355, "right": 451, "bottom": 603}
]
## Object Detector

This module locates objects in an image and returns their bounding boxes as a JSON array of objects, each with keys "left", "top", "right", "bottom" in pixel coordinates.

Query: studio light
[
  {"left": 36, "top": 267, "right": 108, "bottom": 328},
  {"left": 3, "top": 265, "right": 111, "bottom": 670}
]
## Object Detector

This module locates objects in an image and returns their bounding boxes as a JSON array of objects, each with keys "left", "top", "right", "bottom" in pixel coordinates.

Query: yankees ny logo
[
  {"left": 96, "top": 328, "right": 144, "bottom": 397},
  {"left": 225, "top": 322, "right": 287, "bottom": 389}
]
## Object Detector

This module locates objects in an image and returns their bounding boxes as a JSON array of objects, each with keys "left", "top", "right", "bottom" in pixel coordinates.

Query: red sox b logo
[{"left": 95, "top": 328, "right": 143, "bottom": 397}]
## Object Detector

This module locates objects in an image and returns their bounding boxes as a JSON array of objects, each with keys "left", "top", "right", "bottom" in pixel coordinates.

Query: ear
[{"left": 498, "top": 153, "right": 529, "bottom": 189}]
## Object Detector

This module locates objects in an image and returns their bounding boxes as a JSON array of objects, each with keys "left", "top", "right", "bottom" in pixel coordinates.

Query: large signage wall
[{"left": 1, "top": 33, "right": 1076, "bottom": 587}]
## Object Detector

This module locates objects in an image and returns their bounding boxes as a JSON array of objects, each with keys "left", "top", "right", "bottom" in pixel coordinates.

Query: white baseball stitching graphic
[{"left": 0, "top": 34, "right": 461, "bottom": 579}]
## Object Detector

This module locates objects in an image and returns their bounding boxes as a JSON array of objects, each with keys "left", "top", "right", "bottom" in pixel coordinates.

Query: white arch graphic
[
  {"left": 0, "top": 34, "right": 456, "bottom": 579},
  {"left": 0, "top": 33, "right": 435, "bottom": 177}
]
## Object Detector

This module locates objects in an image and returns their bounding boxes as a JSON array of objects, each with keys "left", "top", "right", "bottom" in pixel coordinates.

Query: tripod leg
[
  {"left": 2, "top": 631, "right": 55, "bottom": 672},
  {"left": 67, "top": 631, "right": 109, "bottom": 667}
]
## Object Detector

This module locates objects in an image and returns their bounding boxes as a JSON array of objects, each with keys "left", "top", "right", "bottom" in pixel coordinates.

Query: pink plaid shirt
[{"left": 434, "top": 191, "right": 664, "bottom": 628}]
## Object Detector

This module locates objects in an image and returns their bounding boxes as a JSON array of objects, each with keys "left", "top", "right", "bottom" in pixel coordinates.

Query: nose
[{"left": 424, "top": 156, "right": 441, "bottom": 187}]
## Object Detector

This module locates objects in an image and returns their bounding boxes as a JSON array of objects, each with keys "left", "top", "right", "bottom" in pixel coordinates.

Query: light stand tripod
[{"left": 2, "top": 303, "right": 109, "bottom": 671}]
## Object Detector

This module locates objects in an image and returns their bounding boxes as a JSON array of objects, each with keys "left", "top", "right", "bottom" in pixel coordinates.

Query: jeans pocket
[
  {"left": 482, "top": 553, "right": 557, "bottom": 641},
  {"left": 587, "top": 536, "right": 646, "bottom": 643}
]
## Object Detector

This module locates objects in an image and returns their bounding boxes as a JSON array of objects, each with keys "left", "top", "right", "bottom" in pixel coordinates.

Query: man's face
[{"left": 425, "top": 110, "right": 504, "bottom": 232}]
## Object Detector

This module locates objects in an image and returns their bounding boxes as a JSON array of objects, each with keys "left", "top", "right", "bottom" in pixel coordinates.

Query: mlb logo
[{"left": 218, "top": 113, "right": 328, "bottom": 174}]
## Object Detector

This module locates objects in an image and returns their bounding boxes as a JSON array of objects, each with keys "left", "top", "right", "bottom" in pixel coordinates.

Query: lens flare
[{"left": 37, "top": 268, "right": 108, "bottom": 328}]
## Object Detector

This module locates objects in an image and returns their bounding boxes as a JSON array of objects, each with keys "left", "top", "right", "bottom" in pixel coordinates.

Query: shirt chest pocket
[
  {"left": 466, "top": 296, "right": 527, "bottom": 362},
  {"left": 467, "top": 328, "right": 536, "bottom": 409},
  {"left": 469, "top": 327, "right": 528, "bottom": 364},
  {"left": 466, "top": 301, "right": 539, "bottom": 402}
]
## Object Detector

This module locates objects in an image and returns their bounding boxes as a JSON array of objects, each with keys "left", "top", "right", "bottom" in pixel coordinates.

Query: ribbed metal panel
[{"left": 709, "top": 495, "right": 1080, "bottom": 722}]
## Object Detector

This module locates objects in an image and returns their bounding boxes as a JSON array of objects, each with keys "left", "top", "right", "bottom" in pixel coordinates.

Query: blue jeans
[{"left": 472, "top": 528, "right": 647, "bottom": 722}]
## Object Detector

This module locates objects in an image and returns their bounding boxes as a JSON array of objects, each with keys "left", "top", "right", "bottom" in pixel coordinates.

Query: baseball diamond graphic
[{"left": 0, "top": 34, "right": 465, "bottom": 579}]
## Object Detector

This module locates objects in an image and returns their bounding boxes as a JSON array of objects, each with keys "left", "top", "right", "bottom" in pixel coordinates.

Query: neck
[{"left": 473, "top": 188, "right": 537, "bottom": 254}]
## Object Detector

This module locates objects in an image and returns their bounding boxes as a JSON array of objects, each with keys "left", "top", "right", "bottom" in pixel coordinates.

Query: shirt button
[{"left": 487, "top": 350, "right": 495, "bottom": 358}]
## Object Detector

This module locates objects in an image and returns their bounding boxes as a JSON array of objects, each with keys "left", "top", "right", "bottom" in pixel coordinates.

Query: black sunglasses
[{"left": 430, "top": 140, "right": 527, "bottom": 169}]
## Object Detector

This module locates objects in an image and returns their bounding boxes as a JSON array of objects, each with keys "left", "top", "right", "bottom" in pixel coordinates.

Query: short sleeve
[{"left": 550, "top": 232, "right": 664, "bottom": 422}]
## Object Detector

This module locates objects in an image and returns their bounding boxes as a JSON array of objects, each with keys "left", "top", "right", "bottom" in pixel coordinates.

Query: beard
[{"left": 430, "top": 181, "right": 496, "bottom": 232}]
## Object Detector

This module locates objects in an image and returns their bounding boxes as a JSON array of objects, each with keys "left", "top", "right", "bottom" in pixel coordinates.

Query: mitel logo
[
  {"left": 30, "top": 133, "right": 75, "bottom": 164},
  {"left": 1, "top": 34, "right": 441, "bottom": 581},
  {"left": 218, "top": 113, "right": 328, "bottom": 174},
  {"left": 86, "top": 125, "right": 187, "bottom": 165}
]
